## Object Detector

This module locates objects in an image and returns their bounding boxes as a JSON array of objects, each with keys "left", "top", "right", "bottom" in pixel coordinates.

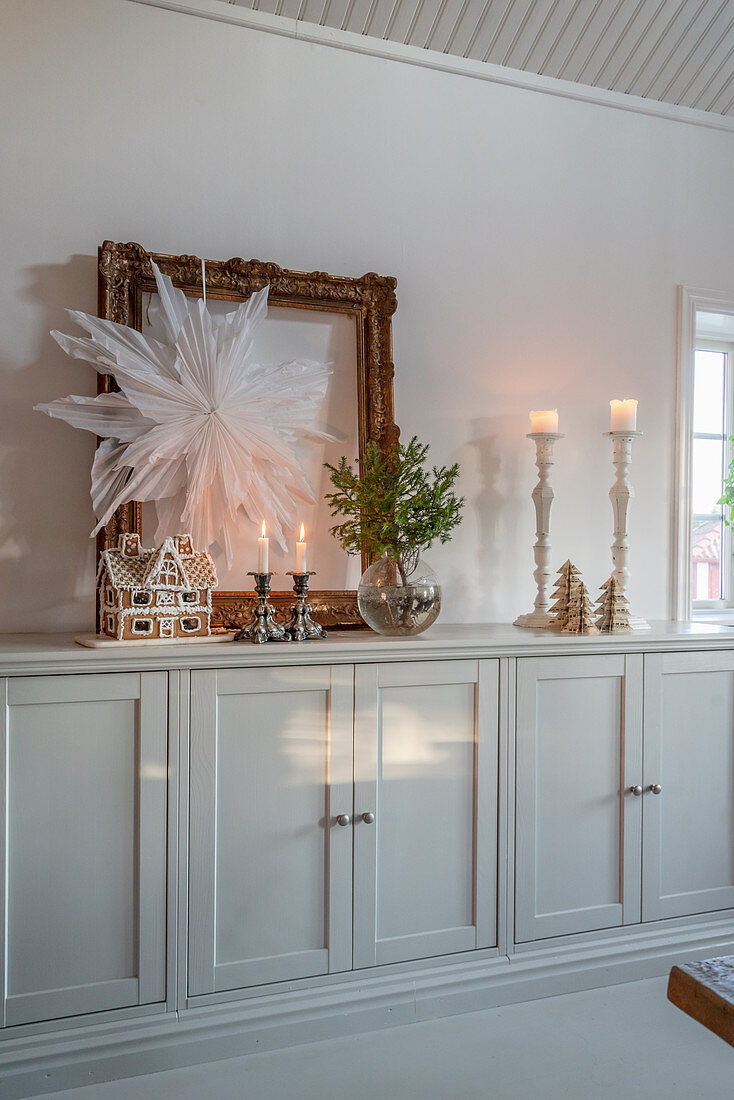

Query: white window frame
[
  {"left": 691, "top": 339, "right": 733, "bottom": 609},
  {"left": 675, "top": 286, "right": 734, "bottom": 619}
]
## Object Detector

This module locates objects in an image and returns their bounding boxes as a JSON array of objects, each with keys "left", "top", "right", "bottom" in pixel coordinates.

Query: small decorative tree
[
  {"left": 595, "top": 575, "right": 632, "bottom": 633},
  {"left": 562, "top": 575, "right": 599, "bottom": 635},
  {"left": 548, "top": 560, "right": 581, "bottom": 631}
]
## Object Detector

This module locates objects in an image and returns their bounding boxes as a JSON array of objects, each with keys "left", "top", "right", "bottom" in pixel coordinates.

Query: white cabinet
[
  {"left": 0, "top": 672, "right": 167, "bottom": 1027},
  {"left": 3, "top": 630, "right": 734, "bottom": 1084},
  {"left": 642, "top": 651, "right": 734, "bottom": 921},
  {"left": 353, "top": 660, "right": 498, "bottom": 967},
  {"left": 516, "top": 649, "right": 734, "bottom": 944},
  {"left": 187, "top": 658, "right": 500, "bottom": 997},
  {"left": 187, "top": 665, "right": 354, "bottom": 996},
  {"left": 515, "top": 654, "right": 643, "bottom": 942}
]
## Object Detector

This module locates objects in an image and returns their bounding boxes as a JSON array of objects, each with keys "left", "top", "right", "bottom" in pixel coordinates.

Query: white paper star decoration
[{"left": 36, "top": 264, "right": 333, "bottom": 565}]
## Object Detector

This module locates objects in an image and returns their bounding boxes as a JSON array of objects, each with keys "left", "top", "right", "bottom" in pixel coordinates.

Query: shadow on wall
[
  {"left": 0, "top": 255, "right": 98, "bottom": 632},
  {"left": 442, "top": 417, "right": 525, "bottom": 622}
]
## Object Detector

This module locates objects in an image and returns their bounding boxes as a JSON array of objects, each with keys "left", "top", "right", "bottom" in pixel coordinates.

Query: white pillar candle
[
  {"left": 258, "top": 520, "right": 269, "bottom": 573},
  {"left": 296, "top": 523, "right": 307, "bottom": 573},
  {"left": 529, "top": 409, "right": 559, "bottom": 434},
  {"left": 609, "top": 399, "right": 638, "bottom": 431}
]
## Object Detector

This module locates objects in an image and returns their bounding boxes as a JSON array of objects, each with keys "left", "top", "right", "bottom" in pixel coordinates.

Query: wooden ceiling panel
[
  {"left": 318, "top": 0, "right": 353, "bottom": 27},
  {"left": 655, "top": 3, "right": 733, "bottom": 105},
  {"left": 230, "top": 0, "right": 734, "bottom": 116}
]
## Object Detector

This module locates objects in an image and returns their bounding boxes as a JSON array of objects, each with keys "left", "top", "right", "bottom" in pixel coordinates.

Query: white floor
[{"left": 38, "top": 978, "right": 732, "bottom": 1100}]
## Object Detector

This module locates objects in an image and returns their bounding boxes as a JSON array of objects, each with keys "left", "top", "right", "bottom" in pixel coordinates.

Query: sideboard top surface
[{"left": 0, "top": 622, "right": 732, "bottom": 676}]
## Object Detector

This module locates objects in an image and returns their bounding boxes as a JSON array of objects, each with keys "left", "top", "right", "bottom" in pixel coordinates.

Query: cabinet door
[
  {"left": 188, "top": 665, "right": 353, "bottom": 996},
  {"left": 0, "top": 672, "right": 167, "bottom": 1027},
  {"left": 353, "top": 660, "right": 498, "bottom": 969},
  {"left": 642, "top": 651, "right": 734, "bottom": 921},
  {"left": 515, "top": 654, "right": 642, "bottom": 943}
]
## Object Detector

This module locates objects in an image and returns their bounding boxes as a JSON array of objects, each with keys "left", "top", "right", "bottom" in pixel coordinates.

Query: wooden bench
[{"left": 668, "top": 957, "right": 734, "bottom": 1047}]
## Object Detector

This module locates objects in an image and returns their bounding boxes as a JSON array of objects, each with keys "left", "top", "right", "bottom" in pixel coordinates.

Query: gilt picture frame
[{"left": 96, "top": 240, "right": 399, "bottom": 629}]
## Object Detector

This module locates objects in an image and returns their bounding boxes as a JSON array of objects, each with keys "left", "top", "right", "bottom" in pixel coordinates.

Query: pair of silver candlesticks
[
  {"left": 234, "top": 572, "right": 327, "bottom": 644},
  {"left": 514, "top": 430, "right": 649, "bottom": 631}
]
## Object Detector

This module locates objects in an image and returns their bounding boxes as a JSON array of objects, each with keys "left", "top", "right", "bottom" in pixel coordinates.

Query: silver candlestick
[
  {"left": 234, "top": 572, "right": 290, "bottom": 644},
  {"left": 283, "top": 572, "right": 328, "bottom": 641},
  {"left": 604, "top": 430, "right": 649, "bottom": 630},
  {"left": 515, "top": 432, "right": 564, "bottom": 629}
]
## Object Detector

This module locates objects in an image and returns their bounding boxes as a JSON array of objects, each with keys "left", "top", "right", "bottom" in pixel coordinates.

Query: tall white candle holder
[
  {"left": 515, "top": 432, "right": 564, "bottom": 629},
  {"left": 604, "top": 430, "right": 649, "bottom": 630}
]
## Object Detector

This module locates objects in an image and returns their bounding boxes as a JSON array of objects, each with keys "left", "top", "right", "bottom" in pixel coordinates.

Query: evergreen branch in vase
[{"left": 325, "top": 436, "right": 464, "bottom": 635}]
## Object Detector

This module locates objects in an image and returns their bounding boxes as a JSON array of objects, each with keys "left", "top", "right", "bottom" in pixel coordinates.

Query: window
[
  {"left": 107, "top": 615, "right": 115, "bottom": 634},
  {"left": 159, "top": 557, "right": 180, "bottom": 587},
  {"left": 132, "top": 618, "right": 152, "bottom": 634},
  {"left": 181, "top": 617, "right": 201, "bottom": 632},
  {"left": 691, "top": 344, "right": 730, "bottom": 607},
  {"left": 182, "top": 591, "right": 197, "bottom": 603},
  {"left": 133, "top": 590, "right": 152, "bottom": 606},
  {"left": 676, "top": 289, "right": 734, "bottom": 618},
  {"left": 106, "top": 586, "right": 115, "bottom": 605}
]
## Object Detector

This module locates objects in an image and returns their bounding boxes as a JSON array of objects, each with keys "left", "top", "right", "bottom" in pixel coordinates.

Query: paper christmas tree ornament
[
  {"left": 548, "top": 559, "right": 581, "bottom": 631},
  {"left": 562, "top": 574, "right": 599, "bottom": 635},
  {"left": 595, "top": 575, "right": 632, "bottom": 633}
]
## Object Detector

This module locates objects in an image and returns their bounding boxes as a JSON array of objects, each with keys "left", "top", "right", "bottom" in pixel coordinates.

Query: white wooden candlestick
[
  {"left": 604, "top": 430, "right": 649, "bottom": 630},
  {"left": 515, "top": 432, "right": 563, "bottom": 629}
]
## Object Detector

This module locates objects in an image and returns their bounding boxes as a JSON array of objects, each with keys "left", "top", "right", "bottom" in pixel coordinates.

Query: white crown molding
[{"left": 126, "top": 0, "right": 734, "bottom": 134}]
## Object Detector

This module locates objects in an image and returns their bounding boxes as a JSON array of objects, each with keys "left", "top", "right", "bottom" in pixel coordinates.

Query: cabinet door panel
[
  {"left": 643, "top": 651, "right": 734, "bottom": 921},
  {"left": 353, "top": 660, "right": 498, "bottom": 968},
  {"left": 1, "top": 673, "right": 167, "bottom": 1027},
  {"left": 188, "top": 665, "right": 353, "bottom": 997},
  {"left": 515, "top": 655, "right": 642, "bottom": 943}
]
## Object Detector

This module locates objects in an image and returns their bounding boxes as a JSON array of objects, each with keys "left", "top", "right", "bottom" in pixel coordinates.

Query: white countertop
[{"left": 0, "top": 621, "right": 732, "bottom": 676}]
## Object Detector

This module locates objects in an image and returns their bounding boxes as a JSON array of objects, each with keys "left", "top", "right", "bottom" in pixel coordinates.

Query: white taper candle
[{"left": 258, "top": 520, "right": 269, "bottom": 573}]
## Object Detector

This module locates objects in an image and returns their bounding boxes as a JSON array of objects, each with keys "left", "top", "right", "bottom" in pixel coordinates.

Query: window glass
[
  {"left": 693, "top": 350, "right": 726, "bottom": 434},
  {"left": 691, "top": 342, "right": 730, "bottom": 605},
  {"left": 691, "top": 437, "right": 725, "bottom": 515},
  {"left": 692, "top": 519, "right": 723, "bottom": 600}
]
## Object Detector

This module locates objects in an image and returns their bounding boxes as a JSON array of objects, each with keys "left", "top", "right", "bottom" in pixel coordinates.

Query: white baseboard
[{"left": 2, "top": 917, "right": 733, "bottom": 1098}]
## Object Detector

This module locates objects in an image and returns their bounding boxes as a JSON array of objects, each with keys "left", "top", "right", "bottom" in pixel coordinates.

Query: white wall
[{"left": 1, "top": 0, "right": 733, "bottom": 632}]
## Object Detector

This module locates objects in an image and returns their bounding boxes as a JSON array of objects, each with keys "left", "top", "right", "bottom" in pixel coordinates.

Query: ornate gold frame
[{"left": 96, "top": 241, "right": 399, "bottom": 629}]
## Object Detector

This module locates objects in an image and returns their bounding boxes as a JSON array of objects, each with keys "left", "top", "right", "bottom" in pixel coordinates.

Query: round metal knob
[
  {"left": 335, "top": 814, "right": 351, "bottom": 826},
  {"left": 648, "top": 783, "right": 662, "bottom": 795},
  {"left": 361, "top": 812, "right": 375, "bottom": 824},
  {"left": 628, "top": 785, "right": 643, "bottom": 796}
]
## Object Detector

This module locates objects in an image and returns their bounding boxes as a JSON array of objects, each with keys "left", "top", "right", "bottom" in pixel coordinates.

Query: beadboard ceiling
[{"left": 229, "top": 0, "right": 734, "bottom": 118}]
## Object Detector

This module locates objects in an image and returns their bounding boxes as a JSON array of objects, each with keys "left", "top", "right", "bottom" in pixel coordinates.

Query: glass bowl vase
[{"left": 357, "top": 555, "right": 441, "bottom": 636}]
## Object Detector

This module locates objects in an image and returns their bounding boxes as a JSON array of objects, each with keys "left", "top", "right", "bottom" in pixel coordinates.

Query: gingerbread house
[{"left": 97, "top": 533, "right": 217, "bottom": 641}]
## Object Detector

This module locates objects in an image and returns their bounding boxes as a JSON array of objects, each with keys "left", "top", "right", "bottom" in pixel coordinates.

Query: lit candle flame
[
  {"left": 299, "top": 523, "right": 305, "bottom": 541},
  {"left": 261, "top": 520, "right": 266, "bottom": 537}
]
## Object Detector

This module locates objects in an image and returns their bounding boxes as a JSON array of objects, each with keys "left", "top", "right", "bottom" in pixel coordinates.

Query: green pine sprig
[
  {"left": 324, "top": 436, "right": 464, "bottom": 581},
  {"left": 717, "top": 440, "right": 734, "bottom": 525}
]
